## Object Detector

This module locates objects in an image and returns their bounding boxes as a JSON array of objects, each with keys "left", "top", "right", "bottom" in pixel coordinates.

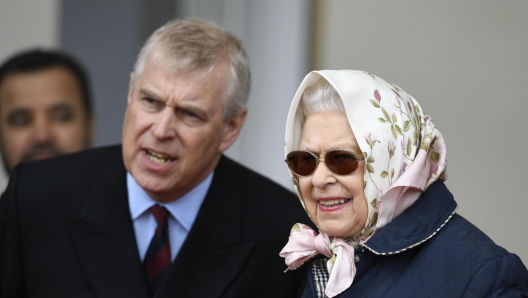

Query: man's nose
[
  {"left": 33, "top": 116, "right": 53, "bottom": 143},
  {"left": 151, "top": 110, "right": 177, "bottom": 140}
]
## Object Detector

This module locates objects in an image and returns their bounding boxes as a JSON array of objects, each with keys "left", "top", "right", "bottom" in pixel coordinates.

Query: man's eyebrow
[
  {"left": 178, "top": 104, "right": 209, "bottom": 119},
  {"left": 7, "top": 106, "right": 29, "bottom": 117},
  {"left": 139, "top": 88, "right": 160, "bottom": 100},
  {"left": 49, "top": 102, "right": 74, "bottom": 110}
]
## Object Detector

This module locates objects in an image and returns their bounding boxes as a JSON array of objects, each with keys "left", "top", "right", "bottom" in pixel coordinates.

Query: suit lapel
[
  {"left": 156, "top": 156, "right": 255, "bottom": 298},
  {"left": 65, "top": 150, "right": 149, "bottom": 298}
]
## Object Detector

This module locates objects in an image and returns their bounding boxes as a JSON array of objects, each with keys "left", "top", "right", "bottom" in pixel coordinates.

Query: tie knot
[{"left": 151, "top": 205, "right": 169, "bottom": 228}]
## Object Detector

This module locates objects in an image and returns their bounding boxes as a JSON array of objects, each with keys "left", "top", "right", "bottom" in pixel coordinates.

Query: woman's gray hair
[
  {"left": 133, "top": 18, "right": 251, "bottom": 122},
  {"left": 301, "top": 77, "right": 345, "bottom": 119}
]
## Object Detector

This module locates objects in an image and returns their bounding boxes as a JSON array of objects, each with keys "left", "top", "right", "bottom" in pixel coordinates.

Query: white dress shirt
[{"left": 127, "top": 172, "right": 213, "bottom": 262}]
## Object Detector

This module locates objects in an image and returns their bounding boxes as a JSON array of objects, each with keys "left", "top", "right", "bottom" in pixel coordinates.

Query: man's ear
[{"left": 218, "top": 108, "right": 247, "bottom": 153}]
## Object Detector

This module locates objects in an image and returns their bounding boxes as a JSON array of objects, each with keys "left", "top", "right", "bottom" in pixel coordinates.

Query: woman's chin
[{"left": 319, "top": 224, "right": 359, "bottom": 238}]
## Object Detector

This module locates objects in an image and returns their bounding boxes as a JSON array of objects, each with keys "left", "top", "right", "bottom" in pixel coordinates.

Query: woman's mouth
[
  {"left": 319, "top": 198, "right": 351, "bottom": 207},
  {"left": 317, "top": 198, "right": 352, "bottom": 212}
]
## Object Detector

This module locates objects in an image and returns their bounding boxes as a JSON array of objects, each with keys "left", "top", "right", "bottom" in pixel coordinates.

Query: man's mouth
[
  {"left": 144, "top": 149, "right": 175, "bottom": 165},
  {"left": 22, "top": 146, "right": 63, "bottom": 163},
  {"left": 28, "top": 152, "right": 56, "bottom": 161},
  {"left": 319, "top": 198, "right": 351, "bottom": 207}
]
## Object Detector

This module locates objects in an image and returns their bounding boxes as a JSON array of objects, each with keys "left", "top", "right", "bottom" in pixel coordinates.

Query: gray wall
[
  {"left": 61, "top": 0, "right": 177, "bottom": 147},
  {"left": 312, "top": 0, "right": 528, "bottom": 263},
  {"left": 177, "top": 0, "right": 313, "bottom": 189}
]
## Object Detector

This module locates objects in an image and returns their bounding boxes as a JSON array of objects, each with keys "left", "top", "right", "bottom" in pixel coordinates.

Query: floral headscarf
[{"left": 280, "top": 70, "right": 447, "bottom": 297}]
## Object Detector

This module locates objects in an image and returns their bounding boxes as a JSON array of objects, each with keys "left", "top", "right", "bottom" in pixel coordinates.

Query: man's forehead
[
  {"left": 144, "top": 55, "right": 228, "bottom": 84},
  {"left": 0, "top": 71, "right": 82, "bottom": 110},
  {"left": 138, "top": 67, "right": 223, "bottom": 101},
  {"left": 137, "top": 85, "right": 201, "bottom": 102}
]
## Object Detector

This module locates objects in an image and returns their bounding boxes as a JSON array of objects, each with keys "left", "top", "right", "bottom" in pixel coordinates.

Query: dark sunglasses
[{"left": 286, "top": 150, "right": 365, "bottom": 177}]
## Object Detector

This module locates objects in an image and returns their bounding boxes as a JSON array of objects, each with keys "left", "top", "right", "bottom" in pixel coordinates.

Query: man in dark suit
[{"left": 0, "top": 19, "right": 310, "bottom": 298}]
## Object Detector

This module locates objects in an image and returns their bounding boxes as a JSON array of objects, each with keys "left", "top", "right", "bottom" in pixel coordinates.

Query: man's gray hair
[
  {"left": 301, "top": 78, "right": 345, "bottom": 120},
  {"left": 133, "top": 18, "right": 251, "bottom": 121}
]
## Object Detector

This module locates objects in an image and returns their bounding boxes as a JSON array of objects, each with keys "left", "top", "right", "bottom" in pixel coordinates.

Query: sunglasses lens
[
  {"left": 287, "top": 151, "right": 316, "bottom": 176},
  {"left": 325, "top": 150, "right": 359, "bottom": 175}
]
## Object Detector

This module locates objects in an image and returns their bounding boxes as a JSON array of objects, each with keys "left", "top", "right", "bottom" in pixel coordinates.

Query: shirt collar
[{"left": 127, "top": 171, "right": 213, "bottom": 231}]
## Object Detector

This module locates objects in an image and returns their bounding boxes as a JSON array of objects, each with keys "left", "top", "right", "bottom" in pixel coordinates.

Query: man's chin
[
  {"left": 21, "top": 149, "right": 64, "bottom": 164},
  {"left": 27, "top": 152, "right": 58, "bottom": 162}
]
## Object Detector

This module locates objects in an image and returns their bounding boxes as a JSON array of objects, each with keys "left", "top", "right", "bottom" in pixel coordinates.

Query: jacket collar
[
  {"left": 66, "top": 151, "right": 255, "bottom": 298},
  {"left": 150, "top": 155, "right": 255, "bottom": 298},
  {"left": 362, "top": 180, "right": 457, "bottom": 255},
  {"left": 65, "top": 145, "right": 150, "bottom": 298}
]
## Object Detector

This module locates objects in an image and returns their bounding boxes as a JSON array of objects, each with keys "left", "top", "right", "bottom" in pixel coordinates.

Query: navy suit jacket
[{"left": 0, "top": 145, "right": 311, "bottom": 297}]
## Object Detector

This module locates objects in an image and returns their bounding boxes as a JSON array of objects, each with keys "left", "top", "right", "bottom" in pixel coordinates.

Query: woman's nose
[{"left": 311, "top": 159, "right": 336, "bottom": 188}]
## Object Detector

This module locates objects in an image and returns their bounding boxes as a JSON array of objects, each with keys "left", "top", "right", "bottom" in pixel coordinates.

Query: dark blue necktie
[{"left": 143, "top": 205, "right": 171, "bottom": 296}]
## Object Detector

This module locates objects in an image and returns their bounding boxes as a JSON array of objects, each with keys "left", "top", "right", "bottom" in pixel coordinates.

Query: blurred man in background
[{"left": 0, "top": 49, "right": 94, "bottom": 174}]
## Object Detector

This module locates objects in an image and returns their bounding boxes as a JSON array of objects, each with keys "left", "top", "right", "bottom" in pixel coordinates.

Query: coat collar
[
  {"left": 65, "top": 145, "right": 150, "bottom": 298},
  {"left": 155, "top": 155, "right": 255, "bottom": 298},
  {"left": 362, "top": 180, "right": 457, "bottom": 255},
  {"left": 66, "top": 150, "right": 254, "bottom": 298}
]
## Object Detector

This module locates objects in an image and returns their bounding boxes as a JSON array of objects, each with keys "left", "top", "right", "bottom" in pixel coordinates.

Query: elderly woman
[{"left": 280, "top": 70, "right": 528, "bottom": 297}]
